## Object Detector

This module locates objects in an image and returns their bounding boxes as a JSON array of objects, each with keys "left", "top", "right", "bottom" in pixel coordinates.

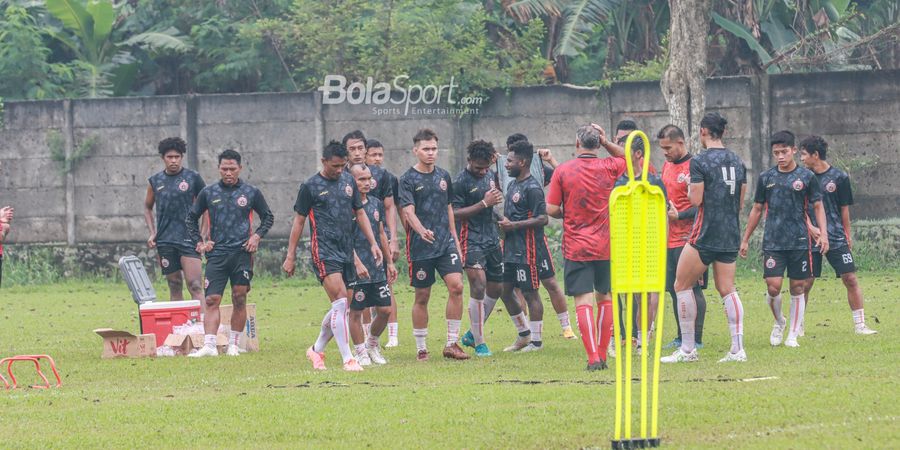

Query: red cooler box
[{"left": 139, "top": 300, "right": 202, "bottom": 346}]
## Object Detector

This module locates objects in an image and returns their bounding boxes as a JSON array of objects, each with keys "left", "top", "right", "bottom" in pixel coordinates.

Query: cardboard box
[
  {"left": 94, "top": 329, "right": 156, "bottom": 358},
  {"left": 163, "top": 333, "right": 227, "bottom": 355},
  {"left": 219, "top": 303, "right": 259, "bottom": 352}
]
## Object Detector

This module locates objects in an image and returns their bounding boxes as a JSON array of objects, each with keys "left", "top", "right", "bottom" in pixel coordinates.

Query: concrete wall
[{"left": 1, "top": 69, "right": 898, "bottom": 246}]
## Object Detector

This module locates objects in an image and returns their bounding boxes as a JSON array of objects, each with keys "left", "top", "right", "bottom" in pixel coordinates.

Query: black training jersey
[
  {"left": 368, "top": 164, "right": 395, "bottom": 203},
  {"left": 754, "top": 165, "right": 823, "bottom": 252},
  {"left": 614, "top": 170, "right": 668, "bottom": 198},
  {"left": 187, "top": 179, "right": 274, "bottom": 257},
  {"left": 353, "top": 197, "right": 387, "bottom": 283},
  {"left": 808, "top": 166, "right": 853, "bottom": 248},
  {"left": 503, "top": 175, "right": 546, "bottom": 264},
  {"left": 452, "top": 168, "right": 500, "bottom": 251},
  {"left": 149, "top": 168, "right": 205, "bottom": 247},
  {"left": 294, "top": 171, "right": 364, "bottom": 263},
  {"left": 689, "top": 148, "right": 747, "bottom": 252},
  {"left": 398, "top": 166, "right": 455, "bottom": 261}
]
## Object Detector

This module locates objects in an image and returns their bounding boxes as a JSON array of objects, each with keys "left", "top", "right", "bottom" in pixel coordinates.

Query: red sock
[
  {"left": 576, "top": 304, "right": 599, "bottom": 364},
  {"left": 598, "top": 300, "right": 613, "bottom": 361}
]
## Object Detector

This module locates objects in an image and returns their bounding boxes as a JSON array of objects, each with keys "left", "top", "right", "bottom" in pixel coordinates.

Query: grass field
[{"left": 0, "top": 272, "right": 897, "bottom": 449}]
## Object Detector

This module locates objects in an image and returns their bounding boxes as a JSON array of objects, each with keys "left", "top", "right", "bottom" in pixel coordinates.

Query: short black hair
[
  {"left": 218, "top": 149, "right": 241, "bottom": 166},
  {"left": 349, "top": 163, "right": 369, "bottom": 174},
  {"left": 508, "top": 140, "right": 534, "bottom": 167},
  {"left": 158, "top": 137, "right": 186, "bottom": 156},
  {"left": 506, "top": 133, "right": 528, "bottom": 148},
  {"left": 323, "top": 140, "right": 348, "bottom": 159},
  {"left": 629, "top": 136, "right": 646, "bottom": 157},
  {"left": 800, "top": 135, "right": 828, "bottom": 160},
  {"left": 413, "top": 128, "right": 438, "bottom": 145},
  {"left": 615, "top": 119, "right": 638, "bottom": 133},
  {"left": 467, "top": 139, "right": 496, "bottom": 162},
  {"left": 366, "top": 139, "right": 383, "bottom": 150},
  {"left": 657, "top": 124, "right": 685, "bottom": 141},
  {"left": 770, "top": 130, "right": 795, "bottom": 148},
  {"left": 342, "top": 130, "right": 367, "bottom": 147},
  {"left": 699, "top": 112, "right": 728, "bottom": 139}
]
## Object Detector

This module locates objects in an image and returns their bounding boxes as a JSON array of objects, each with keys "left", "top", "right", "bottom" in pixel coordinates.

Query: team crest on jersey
[
  {"left": 416, "top": 269, "right": 427, "bottom": 281},
  {"left": 512, "top": 191, "right": 521, "bottom": 203},
  {"left": 371, "top": 178, "right": 378, "bottom": 189},
  {"left": 439, "top": 179, "right": 447, "bottom": 191},
  {"left": 765, "top": 257, "right": 776, "bottom": 269},
  {"left": 792, "top": 179, "right": 805, "bottom": 191},
  {"left": 204, "top": 278, "right": 210, "bottom": 288},
  {"left": 178, "top": 180, "right": 189, "bottom": 192},
  {"left": 489, "top": 179, "right": 496, "bottom": 190},
  {"left": 160, "top": 258, "right": 170, "bottom": 268},
  {"left": 237, "top": 195, "right": 248, "bottom": 207},
  {"left": 373, "top": 210, "right": 380, "bottom": 222},
  {"left": 355, "top": 290, "right": 365, "bottom": 302},
  {"left": 825, "top": 181, "right": 837, "bottom": 193},
  {"left": 677, "top": 173, "right": 687, "bottom": 184},
  {"left": 344, "top": 185, "right": 353, "bottom": 197}
]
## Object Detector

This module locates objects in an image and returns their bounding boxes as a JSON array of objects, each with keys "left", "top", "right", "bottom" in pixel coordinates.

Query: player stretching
[
  {"left": 799, "top": 136, "right": 877, "bottom": 335},
  {"left": 658, "top": 125, "right": 708, "bottom": 350},
  {"left": 451, "top": 140, "right": 504, "bottom": 357},
  {"left": 365, "top": 139, "right": 403, "bottom": 347},
  {"left": 547, "top": 124, "right": 626, "bottom": 371},
  {"left": 662, "top": 113, "right": 748, "bottom": 364},
  {"left": 144, "top": 137, "right": 206, "bottom": 301},
  {"left": 186, "top": 149, "right": 274, "bottom": 357},
  {"left": 741, "top": 131, "right": 828, "bottom": 348},
  {"left": 398, "top": 129, "right": 469, "bottom": 361},
  {"left": 347, "top": 163, "right": 397, "bottom": 365},
  {"left": 282, "top": 141, "right": 383, "bottom": 371}
]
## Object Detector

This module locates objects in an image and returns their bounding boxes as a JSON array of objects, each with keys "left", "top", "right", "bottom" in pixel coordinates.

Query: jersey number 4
[{"left": 722, "top": 166, "right": 737, "bottom": 195}]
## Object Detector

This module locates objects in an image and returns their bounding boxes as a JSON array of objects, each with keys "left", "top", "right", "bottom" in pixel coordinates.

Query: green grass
[{"left": 0, "top": 273, "right": 898, "bottom": 449}]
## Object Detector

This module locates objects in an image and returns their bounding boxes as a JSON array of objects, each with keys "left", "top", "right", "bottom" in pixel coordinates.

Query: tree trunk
[{"left": 661, "top": 0, "right": 711, "bottom": 152}]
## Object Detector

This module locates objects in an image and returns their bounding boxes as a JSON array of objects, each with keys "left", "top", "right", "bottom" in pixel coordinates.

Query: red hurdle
[{"left": 0, "top": 354, "right": 62, "bottom": 390}]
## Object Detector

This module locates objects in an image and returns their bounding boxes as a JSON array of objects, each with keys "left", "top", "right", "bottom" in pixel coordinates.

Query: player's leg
[
  {"left": 520, "top": 282, "right": 544, "bottom": 352},
  {"left": 693, "top": 270, "right": 708, "bottom": 347},
  {"left": 461, "top": 264, "right": 488, "bottom": 350},
  {"left": 366, "top": 281, "right": 392, "bottom": 364},
  {"left": 712, "top": 257, "right": 746, "bottom": 362},
  {"left": 321, "top": 271, "right": 360, "bottom": 371},
  {"left": 664, "top": 247, "right": 682, "bottom": 349},
  {"left": 180, "top": 253, "right": 205, "bottom": 302},
  {"left": 482, "top": 248, "right": 504, "bottom": 322},
  {"left": 410, "top": 258, "right": 437, "bottom": 360},
  {"left": 782, "top": 250, "right": 811, "bottom": 347},
  {"left": 565, "top": 260, "right": 603, "bottom": 369},
  {"left": 158, "top": 247, "right": 184, "bottom": 300},
  {"left": 441, "top": 271, "right": 469, "bottom": 360},
  {"left": 662, "top": 245, "right": 707, "bottom": 363},
  {"left": 348, "top": 288, "right": 372, "bottom": 366},
  {"left": 386, "top": 290, "right": 399, "bottom": 347},
  {"left": 190, "top": 255, "right": 227, "bottom": 357},
  {"left": 828, "top": 247, "right": 876, "bottom": 334},
  {"left": 361, "top": 307, "right": 373, "bottom": 341},
  {"left": 542, "top": 277, "right": 573, "bottom": 338},
  {"left": 225, "top": 284, "right": 249, "bottom": 356},
  {"left": 764, "top": 251, "right": 789, "bottom": 346},
  {"left": 501, "top": 267, "right": 532, "bottom": 352}
]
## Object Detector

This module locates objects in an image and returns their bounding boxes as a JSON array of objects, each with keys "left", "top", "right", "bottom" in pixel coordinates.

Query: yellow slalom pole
[
  {"left": 651, "top": 289, "right": 665, "bottom": 440},
  {"left": 612, "top": 289, "right": 623, "bottom": 441},
  {"left": 624, "top": 291, "right": 633, "bottom": 440},
  {"left": 640, "top": 292, "right": 649, "bottom": 439}
]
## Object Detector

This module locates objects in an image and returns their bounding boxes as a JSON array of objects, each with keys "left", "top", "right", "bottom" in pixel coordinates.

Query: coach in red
[{"left": 546, "top": 123, "right": 626, "bottom": 371}]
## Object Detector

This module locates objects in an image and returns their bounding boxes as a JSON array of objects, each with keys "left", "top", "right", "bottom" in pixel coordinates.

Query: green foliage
[
  {"left": 47, "top": 129, "right": 98, "bottom": 176},
  {"left": 0, "top": 5, "right": 76, "bottom": 100},
  {"left": 597, "top": 49, "right": 666, "bottom": 86}
]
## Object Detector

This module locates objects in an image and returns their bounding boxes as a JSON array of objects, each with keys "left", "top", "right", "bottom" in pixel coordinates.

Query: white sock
[
  {"left": 447, "top": 319, "right": 462, "bottom": 347},
  {"left": 229, "top": 330, "right": 240, "bottom": 347},
  {"left": 788, "top": 294, "right": 806, "bottom": 339},
  {"left": 362, "top": 323, "right": 370, "bottom": 341},
  {"left": 413, "top": 328, "right": 428, "bottom": 352},
  {"left": 557, "top": 312, "right": 571, "bottom": 329},
  {"left": 355, "top": 343, "right": 366, "bottom": 357},
  {"left": 529, "top": 321, "right": 543, "bottom": 343},
  {"left": 510, "top": 312, "right": 530, "bottom": 335},
  {"left": 723, "top": 292, "right": 744, "bottom": 353},
  {"left": 852, "top": 309, "right": 865, "bottom": 327},
  {"left": 204, "top": 334, "right": 216, "bottom": 348},
  {"left": 367, "top": 333, "right": 379, "bottom": 349},
  {"left": 329, "top": 298, "right": 354, "bottom": 363},
  {"left": 484, "top": 295, "right": 499, "bottom": 321},
  {"left": 767, "top": 293, "right": 785, "bottom": 325},
  {"left": 388, "top": 322, "right": 398, "bottom": 339},
  {"left": 468, "top": 298, "right": 485, "bottom": 345},
  {"left": 313, "top": 310, "right": 333, "bottom": 353},
  {"left": 676, "top": 289, "right": 697, "bottom": 352}
]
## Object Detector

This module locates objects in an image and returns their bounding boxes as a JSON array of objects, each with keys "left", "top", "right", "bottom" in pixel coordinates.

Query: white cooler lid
[{"left": 139, "top": 300, "right": 201, "bottom": 310}]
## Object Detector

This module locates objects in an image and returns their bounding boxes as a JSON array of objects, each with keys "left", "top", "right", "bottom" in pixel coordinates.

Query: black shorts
[
  {"left": 156, "top": 245, "right": 200, "bottom": 276},
  {"left": 204, "top": 251, "right": 253, "bottom": 297},
  {"left": 666, "top": 246, "right": 708, "bottom": 291},
  {"left": 463, "top": 244, "right": 503, "bottom": 283},
  {"left": 503, "top": 263, "right": 540, "bottom": 292},
  {"left": 763, "top": 250, "right": 812, "bottom": 280},
  {"left": 409, "top": 250, "right": 462, "bottom": 288},
  {"left": 563, "top": 259, "right": 611, "bottom": 296},
  {"left": 350, "top": 281, "right": 392, "bottom": 310},
  {"left": 692, "top": 245, "right": 738, "bottom": 266},
  {"left": 313, "top": 259, "right": 355, "bottom": 285},
  {"left": 812, "top": 245, "right": 856, "bottom": 278},
  {"left": 535, "top": 239, "right": 556, "bottom": 280}
]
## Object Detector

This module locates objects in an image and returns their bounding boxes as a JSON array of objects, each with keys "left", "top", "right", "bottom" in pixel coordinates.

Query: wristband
[{"left": 481, "top": 200, "right": 488, "bottom": 208}]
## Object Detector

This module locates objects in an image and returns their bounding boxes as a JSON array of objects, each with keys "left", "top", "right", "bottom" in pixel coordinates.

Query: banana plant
[{"left": 45, "top": 0, "right": 191, "bottom": 97}]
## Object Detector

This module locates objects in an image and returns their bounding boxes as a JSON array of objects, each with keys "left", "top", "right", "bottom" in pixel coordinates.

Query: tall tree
[{"left": 661, "top": 0, "right": 709, "bottom": 150}]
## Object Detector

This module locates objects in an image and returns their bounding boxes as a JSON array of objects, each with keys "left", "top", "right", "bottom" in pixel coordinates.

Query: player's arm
[
  {"left": 284, "top": 184, "right": 312, "bottom": 276},
  {"left": 812, "top": 201, "right": 829, "bottom": 254},
  {"left": 143, "top": 185, "right": 157, "bottom": 249},
  {"left": 448, "top": 204, "right": 463, "bottom": 257},
  {"left": 740, "top": 176, "right": 766, "bottom": 257},
  {"left": 688, "top": 182, "right": 704, "bottom": 207},
  {"left": 185, "top": 189, "right": 209, "bottom": 254},
  {"left": 383, "top": 194, "right": 400, "bottom": 261},
  {"left": 538, "top": 148, "right": 559, "bottom": 169},
  {"left": 379, "top": 221, "right": 398, "bottom": 284},
  {"left": 352, "top": 250, "right": 369, "bottom": 280},
  {"left": 592, "top": 123, "right": 626, "bottom": 158},
  {"left": 244, "top": 190, "right": 275, "bottom": 253},
  {"left": 546, "top": 168, "right": 563, "bottom": 218},
  {"left": 841, "top": 205, "right": 852, "bottom": 250}
]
